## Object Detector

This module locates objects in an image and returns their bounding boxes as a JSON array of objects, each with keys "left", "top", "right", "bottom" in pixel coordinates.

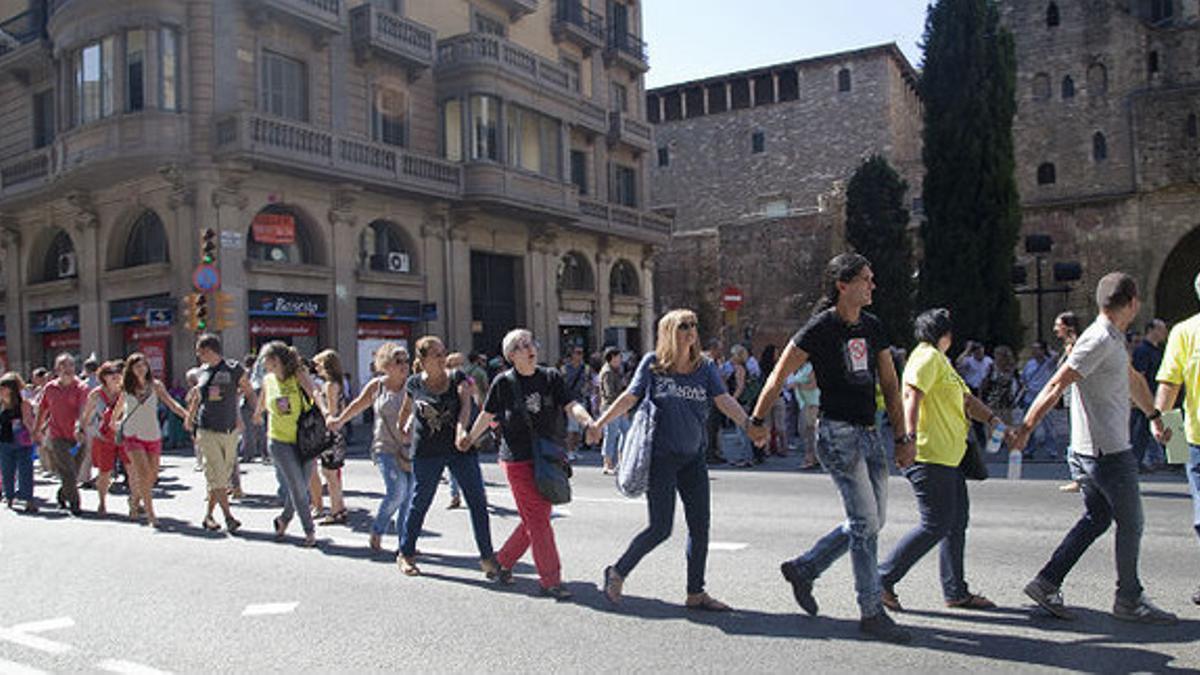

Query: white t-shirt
[
  {"left": 1065, "top": 315, "right": 1131, "bottom": 457},
  {"left": 959, "top": 355, "right": 993, "bottom": 391}
]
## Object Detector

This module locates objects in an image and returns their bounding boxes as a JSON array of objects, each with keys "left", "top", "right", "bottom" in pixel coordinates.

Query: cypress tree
[
  {"left": 845, "top": 155, "right": 914, "bottom": 346},
  {"left": 919, "top": 0, "right": 1023, "bottom": 348}
]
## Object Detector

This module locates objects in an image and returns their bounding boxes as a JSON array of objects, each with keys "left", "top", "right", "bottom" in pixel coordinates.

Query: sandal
[
  {"left": 202, "top": 516, "right": 222, "bottom": 532},
  {"left": 369, "top": 532, "right": 382, "bottom": 552},
  {"left": 603, "top": 566, "right": 624, "bottom": 605},
  {"left": 302, "top": 532, "right": 317, "bottom": 548},
  {"left": 686, "top": 593, "right": 732, "bottom": 612},
  {"left": 397, "top": 554, "right": 420, "bottom": 576},
  {"left": 226, "top": 517, "right": 242, "bottom": 534},
  {"left": 320, "top": 510, "right": 348, "bottom": 526},
  {"left": 273, "top": 516, "right": 288, "bottom": 541},
  {"left": 947, "top": 593, "right": 997, "bottom": 610}
]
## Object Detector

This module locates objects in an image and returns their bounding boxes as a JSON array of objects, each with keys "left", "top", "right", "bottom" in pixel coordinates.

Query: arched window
[
  {"left": 39, "top": 229, "right": 77, "bottom": 282},
  {"left": 557, "top": 252, "right": 594, "bottom": 292},
  {"left": 610, "top": 259, "right": 640, "bottom": 297},
  {"left": 1092, "top": 132, "right": 1108, "bottom": 161},
  {"left": 359, "top": 220, "right": 414, "bottom": 274},
  {"left": 247, "top": 204, "right": 318, "bottom": 265},
  {"left": 1087, "top": 62, "right": 1108, "bottom": 96},
  {"left": 1046, "top": 2, "right": 1060, "bottom": 27},
  {"left": 837, "top": 68, "right": 852, "bottom": 93},
  {"left": 1188, "top": 113, "right": 1198, "bottom": 139},
  {"left": 1032, "top": 73, "right": 1051, "bottom": 101},
  {"left": 122, "top": 210, "right": 169, "bottom": 268},
  {"left": 1061, "top": 75, "right": 1075, "bottom": 99},
  {"left": 1037, "top": 162, "right": 1057, "bottom": 185}
]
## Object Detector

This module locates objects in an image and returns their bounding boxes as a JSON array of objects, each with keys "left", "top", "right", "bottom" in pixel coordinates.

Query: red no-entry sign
[{"left": 722, "top": 286, "right": 744, "bottom": 311}]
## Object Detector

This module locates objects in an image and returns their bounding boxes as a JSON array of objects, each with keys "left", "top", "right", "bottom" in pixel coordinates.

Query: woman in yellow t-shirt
[
  {"left": 252, "top": 341, "right": 325, "bottom": 547},
  {"left": 878, "top": 309, "right": 1002, "bottom": 612}
]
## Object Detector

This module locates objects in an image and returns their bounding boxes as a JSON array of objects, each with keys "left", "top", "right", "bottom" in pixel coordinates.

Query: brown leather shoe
[
  {"left": 947, "top": 593, "right": 997, "bottom": 610},
  {"left": 882, "top": 588, "right": 903, "bottom": 612}
]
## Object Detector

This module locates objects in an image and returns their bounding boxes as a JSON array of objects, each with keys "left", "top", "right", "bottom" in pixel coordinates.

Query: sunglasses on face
[
  {"left": 514, "top": 340, "right": 538, "bottom": 352},
  {"left": 677, "top": 322, "right": 697, "bottom": 331}
]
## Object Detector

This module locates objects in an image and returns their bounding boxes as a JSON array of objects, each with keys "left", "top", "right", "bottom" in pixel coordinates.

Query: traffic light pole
[{"left": 1014, "top": 254, "right": 1073, "bottom": 343}]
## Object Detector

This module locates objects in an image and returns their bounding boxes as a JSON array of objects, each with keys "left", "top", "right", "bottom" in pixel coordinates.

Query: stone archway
[{"left": 1156, "top": 226, "right": 1200, "bottom": 324}]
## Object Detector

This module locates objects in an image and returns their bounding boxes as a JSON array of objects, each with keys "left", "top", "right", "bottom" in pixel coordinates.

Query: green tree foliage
[
  {"left": 919, "top": 0, "right": 1023, "bottom": 348},
  {"left": 846, "top": 155, "right": 914, "bottom": 346}
]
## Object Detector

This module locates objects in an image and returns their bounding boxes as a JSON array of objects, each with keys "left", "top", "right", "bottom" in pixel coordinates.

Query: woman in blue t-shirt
[{"left": 591, "top": 309, "right": 753, "bottom": 611}]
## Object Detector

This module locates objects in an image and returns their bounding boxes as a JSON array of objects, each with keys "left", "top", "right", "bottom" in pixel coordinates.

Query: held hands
[
  {"left": 252, "top": 412, "right": 264, "bottom": 427},
  {"left": 183, "top": 418, "right": 194, "bottom": 433},
  {"left": 455, "top": 430, "right": 473, "bottom": 452},
  {"left": 1007, "top": 424, "right": 1031, "bottom": 452},
  {"left": 585, "top": 422, "right": 603, "bottom": 446},
  {"left": 1151, "top": 418, "right": 1172, "bottom": 445},
  {"left": 747, "top": 424, "right": 770, "bottom": 448},
  {"left": 326, "top": 415, "right": 343, "bottom": 433},
  {"left": 894, "top": 440, "right": 916, "bottom": 469}
]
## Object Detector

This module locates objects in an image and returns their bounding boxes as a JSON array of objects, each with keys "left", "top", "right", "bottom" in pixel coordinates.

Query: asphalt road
[{"left": 1, "top": 448, "right": 1197, "bottom": 674}]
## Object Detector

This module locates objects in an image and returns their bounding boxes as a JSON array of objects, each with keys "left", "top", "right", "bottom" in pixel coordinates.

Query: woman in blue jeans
[
  {"left": 328, "top": 342, "right": 413, "bottom": 553},
  {"left": 878, "top": 309, "right": 998, "bottom": 611},
  {"left": 0, "top": 373, "right": 37, "bottom": 512},
  {"left": 395, "top": 336, "right": 498, "bottom": 579},
  {"left": 591, "top": 309, "right": 751, "bottom": 611}
]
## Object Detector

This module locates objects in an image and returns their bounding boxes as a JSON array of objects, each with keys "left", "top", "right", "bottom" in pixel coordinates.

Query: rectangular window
[
  {"left": 370, "top": 0, "right": 403, "bottom": 11},
  {"left": 613, "top": 164, "right": 637, "bottom": 207},
  {"left": 101, "top": 36, "right": 115, "bottom": 117},
  {"left": 561, "top": 56, "right": 582, "bottom": 93},
  {"left": 443, "top": 99, "right": 462, "bottom": 161},
  {"left": 473, "top": 10, "right": 506, "bottom": 37},
  {"left": 33, "top": 89, "right": 54, "bottom": 148},
  {"left": 160, "top": 27, "right": 180, "bottom": 111},
  {"left": 470, "top": 94, "right": 499, "bottom": 161},
  {"left": 611, "top": 82, "right": 628, "bottom": 113},
  {"left": 570, "top": 149, "right": 588, "bottom": 195},
  {"left": 76, "top": 42, "right": 103, "bottom": 124},
  {"left": 126, "top": 30, "right": 146, "bottom": 112},
  {"left": 752, "top": 131, "right": 765, "bottom": 154},
  {"left": 657, "top": 146, "right": 669, "bottom": 167},
  {"left": 373, "top": 87, "right": 406, "bottom": 147},
  {"left": 261, "top": 50, "right": 307, "bottom": 121},
  {"left": 506, "top": 104, "right": 563, "bottom": 179}
]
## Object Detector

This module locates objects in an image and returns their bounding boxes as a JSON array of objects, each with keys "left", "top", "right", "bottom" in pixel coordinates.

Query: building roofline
[{"left": 647, "top": 43, "right": 920, "bottom": 97}]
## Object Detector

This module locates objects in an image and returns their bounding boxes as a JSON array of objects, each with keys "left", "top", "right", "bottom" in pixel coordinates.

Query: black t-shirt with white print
[
  {"left": 791, "top": 308, "right": 891, "bottom": 427},
  {"left": 483, "top": 367, "right": 568, "bottom": 463}
]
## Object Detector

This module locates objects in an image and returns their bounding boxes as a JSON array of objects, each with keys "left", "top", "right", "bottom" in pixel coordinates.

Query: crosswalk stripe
[
  {"left": 0, "top": 657, "right": 49, "bottom": 675},
  {"left": 9, "top": 618, "right": 74, "bottom": 634},
  {"left": 708, "top": 542, "right": 749, "bottom": 551},
  {"left": 97, "top": 659, "right": 172, "bottom": 675},
  {"left": 0, "top": 629, "right": 72, "bottom": 655},
  {"left": 241, "top": 602, "right": 299, "bottom": 617}
]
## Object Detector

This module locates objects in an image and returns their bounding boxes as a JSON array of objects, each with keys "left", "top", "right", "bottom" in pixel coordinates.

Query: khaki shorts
[{"left": 196, "top": 430, "right": 239, "bottom": 491}]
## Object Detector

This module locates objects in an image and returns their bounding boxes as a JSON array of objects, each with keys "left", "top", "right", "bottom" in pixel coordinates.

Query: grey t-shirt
[
  {"left": 1065, "top": 315, "right": 1131, "bottom": 457},
  {"left": 197, "top": 359, "right": 246, "bottom": 433}
]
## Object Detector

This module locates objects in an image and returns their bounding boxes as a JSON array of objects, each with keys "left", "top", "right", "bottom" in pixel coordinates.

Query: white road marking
[
  {"left": 97, "top": 659, "right": 172, "bottom": 675},
  {"left": 570, "top": 496, "right": 645, "bottom": 505},
  {"left": 9, "top": 618, "right": 74, "bottom": 634},
  {"left": 0, "top": 657, "right": 49, "bottom": 675},
  {"left": 241, "top": 602, "right": 299, "bottom": 617},
  {"left": 550, "top": 508, "right": 572, "bottom": 517},
  {"left": 419, "top": 548, "right": 478, "bottom": 559},
  {"left": 708, "top": 542, "right": 749, "bottom": 551}
]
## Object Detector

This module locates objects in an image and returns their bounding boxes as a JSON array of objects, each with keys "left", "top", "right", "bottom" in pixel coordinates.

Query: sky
[{"left": 643, "top": 1, "right": 931, "bottom": 88}]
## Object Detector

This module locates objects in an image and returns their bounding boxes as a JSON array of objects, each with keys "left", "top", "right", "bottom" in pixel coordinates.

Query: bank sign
[{"left": 248, "top": 291, "right": 327, "bottom": 318}]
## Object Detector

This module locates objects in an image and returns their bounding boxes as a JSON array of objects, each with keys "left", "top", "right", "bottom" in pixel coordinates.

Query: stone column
[
  {"left": 209, "top": 168, "right": 251, "bottom": 360},
  {"left": 640, "top": 247, "right": 657, "bottom": 350},
  {"left": 446, "top": 219, "right": 472, "bottom": 351},
  {"left": 420, "top": 204, "right": 450, "bottom": 340},
  {"left": 528, "top": 227, "right": 559, "bottom": 358},
  {"left": 66, "top": 192, "right": 103, "bottom": 358},
  {"left": 161, "top": 165, "right": 198, "bottom": 382},
  {"left": 328, "top": 185, "right": 359, "bottom": 381},
  {"left": 595, "top": 245, "right": 612, "bottom": 350},
  {"left": 1, "top": 224, "right": 24, "bottom": 373}
]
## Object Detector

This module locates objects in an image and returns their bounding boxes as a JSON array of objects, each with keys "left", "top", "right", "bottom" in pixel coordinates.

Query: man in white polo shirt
[{"left": 1012, "top": 272, "right": 1176, "bottom": 624}]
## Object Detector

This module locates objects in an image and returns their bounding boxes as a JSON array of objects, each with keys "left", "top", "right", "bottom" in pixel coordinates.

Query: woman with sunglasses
[
  {"left": 328, "top": 343, "right": 414, "bottom": 553},
  {"left": 396, "top": 336, "right": 498, "bottom": 578},
  {"left": 77, "top": 361, "right": 124, "bottom": 515},
  {"left": 461, "top": 329, "right": 596, "bottom": 600},
  {"left": 590, "top": 309, "right": 751, "bottom": 611}
]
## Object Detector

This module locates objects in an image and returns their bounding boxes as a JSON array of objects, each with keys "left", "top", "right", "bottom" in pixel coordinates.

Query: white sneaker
[{"left": 1113, "top": 594, "right": 1178, "bottom": 625}]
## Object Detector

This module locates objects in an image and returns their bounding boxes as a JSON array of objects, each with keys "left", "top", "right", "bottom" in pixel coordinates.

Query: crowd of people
[{"left": 2, "top": 253, "right": 1197, "bottom": 644}]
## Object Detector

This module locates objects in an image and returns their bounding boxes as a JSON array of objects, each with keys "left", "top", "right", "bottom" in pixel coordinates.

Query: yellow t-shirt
[
  {"left": 263, "top": 373, "right": 304, "bottom": 444},
  {"left": 904, "top": 342, "right": 970, "bottom": 466},
  {"left": 1157, "top": 314, "right": 1200, "bottom": 445}
]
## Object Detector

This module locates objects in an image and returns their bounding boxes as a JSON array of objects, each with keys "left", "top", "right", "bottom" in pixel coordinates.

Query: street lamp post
[{"left": 1014, "top": 234, "right": 1081, "bottom": 344}]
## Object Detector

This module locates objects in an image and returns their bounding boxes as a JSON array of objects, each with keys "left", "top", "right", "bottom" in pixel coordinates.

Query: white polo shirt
[{"left": 1065, "top": 315, "right": 1131, "bottom": 457}]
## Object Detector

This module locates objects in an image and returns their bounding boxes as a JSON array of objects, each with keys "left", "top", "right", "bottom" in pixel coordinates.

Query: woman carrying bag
[
  {"left": 252, "top": 341, "right": 325, "bottom": 548},
  {"left": 878, "top": 308, "right": 999, "bottom": 612},
  {"left": 461, "top": 328, "right": 597, "bottom": 601},
  {"left": 590, "top": 309, "right": 751, "bottom": 611}
]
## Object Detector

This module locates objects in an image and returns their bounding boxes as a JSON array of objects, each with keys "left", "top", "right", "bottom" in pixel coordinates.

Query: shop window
[
  {"left": 506, "top": 104, "right": 562, "bottom": 179},
  {"left": 160, "top": 27, "right": 180, "bottom": 111},
  {"left": 777, "top": 70, "right": 799, "bottom": 102},
  {"left": 1032, "top": 73, "right": 1051, "bottom": 101},
  {"left": 360, "top": 220, "right": 413, "bottom": 274},
  {"left": 570, "top": 149, "right": 588, "bottom": 195},
  {"left": 610, "top": 259, "right": 640, "bottom": 297},
  {"left": 557, "top": 252, "right": 594, "bottom": 292},
  {"left": 707, "top": 83, "right": 727, "bottom": 114},
  {"left": 1061, "top": 75, "right": 1075, "bottom": 99},
  {"left": 372, "top": 87, "right": 407, "bottom": 147},
  {"left": 470, "top": 94, "right": 499, "bottom": 161},
  {"left": 1037, "top": 162, "right": 1057, "bottom": 185},
  {"left": 248, "top": 205, "right": 317, "bottom": 265},
  {"left": 1087, "top": 63, "right": 1108, "bottom": 96},
  {"left": 38, "top": 229, "right": 77, "bottom": 283},
  {"left": 1092, "top": 132, "right": 1107, "bottom": 162},
  {"left": 122, "top": 210, "right": 169, "bottom": 268},
  {"left": 126, "top": 30, "right": 146, "bottom": 112},
  {"left": 837, "top": 68, "right": 852, "bottom": 93},
  {"left": 1046, "top": 2, "right": 1060, "bottom": 27},
  {"left": 261, "top": 50, "right": 307, "bottom": 122}
]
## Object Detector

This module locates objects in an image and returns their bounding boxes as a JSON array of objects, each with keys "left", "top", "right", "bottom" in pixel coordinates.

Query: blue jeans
[
  {"left": 1129, "top": 410, "right": 1163, "bottom": 467},
  {"left": 1188, "top": 445, "right": 1200, "bottom": 543},
  {"left": 0, "top": 442, "right": 34, "bottom": 501},
  {"left": 1037, "top": 450, "right": 1144, "bottom": 602},
  {"left": 879, "top": 462, "right": 971, "bottom": 602},
  {"left": 372, "top": 453, "right": 415, "bottom": 548},
  {"left": 602, "top": 415, "right": 630, "bottom": 465},
  {"left": 400, "top": 452, "right": 493, "bottom": 559},
  {"left": 268, "top": 440, "right": 316, "bottom": 536},
  {"left": 790, "top": 419, "right": 889, "bottom": 617},
  {"left": 615, "top": 450, "right": 710, "bottom": 594}
]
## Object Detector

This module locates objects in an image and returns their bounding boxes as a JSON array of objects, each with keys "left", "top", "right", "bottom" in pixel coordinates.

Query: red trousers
[{"left": 496, "top": 460, "right": 561, "bottom": 588}]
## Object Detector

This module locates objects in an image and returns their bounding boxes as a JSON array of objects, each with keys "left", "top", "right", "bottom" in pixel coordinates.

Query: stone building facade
[
  {"left": 1002, "top": 0, "right": 1200, "bottom": 331},
  {"left": 0, "top": 0, "right": 666, "bottom": 386},
  {"left": 646, "top": 44, "right": 922, "bottom": 348}
]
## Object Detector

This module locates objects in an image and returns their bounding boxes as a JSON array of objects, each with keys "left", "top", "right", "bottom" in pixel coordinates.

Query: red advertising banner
[
  {"left": 139, "top": 340, "right": 168, "bottom": 381},
  {"left": 250, "top": 318, "right": 318, "bottom": 337},
  {"left": 251, "top": 213, "right": 296, "bottom": 245},
  {"left": 126, "top": 326, "right": 173, "bottom": 342},
  {"left": 356, "top": 322, "right": 411, "bottom": 340},
  {"left": 44, "top": 331, "right": 81, "bottom": 351}
]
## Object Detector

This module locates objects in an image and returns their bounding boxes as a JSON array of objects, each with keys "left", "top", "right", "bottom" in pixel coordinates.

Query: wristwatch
[
  {"left": 749, "top": 416, "right": 766, "bottom": 428},
  {"left": 1147, "top": 409, "right": 1163, "bottom": 422},
  {"left": 895, "top": 432, "right": 916, "bottom": 445}
]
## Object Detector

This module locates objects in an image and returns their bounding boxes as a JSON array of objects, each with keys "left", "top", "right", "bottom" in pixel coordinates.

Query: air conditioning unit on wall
[
  {"left": 386, "top": 251, "right": 410, "bottom": 273},
  {"left": 57, "top": 251, "right": 76, "bottom": 278}
]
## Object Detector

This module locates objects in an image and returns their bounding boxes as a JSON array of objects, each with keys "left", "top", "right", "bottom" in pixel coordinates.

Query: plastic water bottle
[
  {"left": 986, "top": 423, "right": 1006, "bottom": 454},
  {"left": 1007, "top": 448, "right": 1022, "bottom": 480}
]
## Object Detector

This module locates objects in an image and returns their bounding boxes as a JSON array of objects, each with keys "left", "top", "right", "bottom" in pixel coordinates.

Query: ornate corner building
[
  {"left": 0, "top": 0, "right": 665, "bottom": 384},
  {"left": 1004, "top": 0, "right": 1200, "bottom": 327}
]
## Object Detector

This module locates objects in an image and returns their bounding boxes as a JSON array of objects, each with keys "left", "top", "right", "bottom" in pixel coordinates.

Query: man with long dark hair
[{"left": 749, "top": 253, "right": 913, "bottom": 643}]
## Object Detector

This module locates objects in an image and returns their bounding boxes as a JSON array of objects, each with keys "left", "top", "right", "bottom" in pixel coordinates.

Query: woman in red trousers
[{"left": 460, "top": 328, "right": 597, "bottom": 601}]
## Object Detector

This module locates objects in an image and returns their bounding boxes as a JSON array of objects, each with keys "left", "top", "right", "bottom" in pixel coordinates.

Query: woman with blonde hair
[
  {"left": 309, "top": 349, "right": 348, "bottom": 524},
  {"left": 328, "top": 342, "right": 413, "bottom": 552},
  {"left": 590, "top": 309, "right": 752, "bottom": 611}
]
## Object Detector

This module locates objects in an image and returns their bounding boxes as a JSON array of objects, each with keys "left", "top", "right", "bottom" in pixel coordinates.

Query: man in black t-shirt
[{"left": 749, "top": 253, "right": 914, "bottom": 644}]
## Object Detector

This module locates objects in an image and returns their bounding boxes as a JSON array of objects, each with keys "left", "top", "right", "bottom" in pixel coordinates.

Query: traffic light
[
  {"left": 213, "top": 292, "right": 235, "bottom": 331},
  {"left": 183, "top": 293, "right": 210, "bottom": 332},
  {"left": 201, "top": 228, "right": 217, "bottom": 265}
]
